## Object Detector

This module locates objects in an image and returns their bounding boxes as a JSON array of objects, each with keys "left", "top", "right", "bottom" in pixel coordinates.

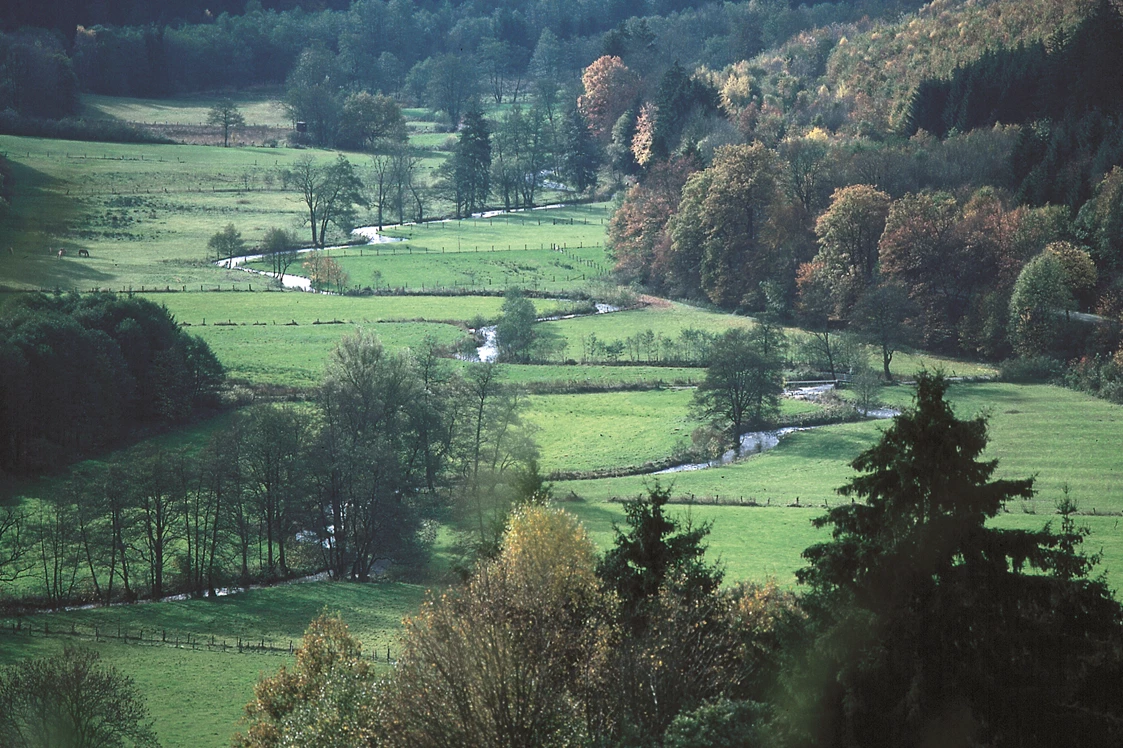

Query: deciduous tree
[
  {"left": 338, "top": 91, "right": 407, "bottom": 151},
  {"left": 672, "top": 143, "right": 784, "bottom": 309},
  {"left": 284, "top": 154, "right": 366, "bottom": 248},
  {"left": 578, "top": 55, "right": 640, "bottom": 144},
  {"left": 691, "top": 324, "right": 786, "bottom": 451},
  {"left": 208, "top": 223, "right": 245, "bottom": 265},
  {"left": 813, "top": 184, "right": 890, "bottom": 313},
  {"left": 496, "top": 288, "right": 538, "bottom": 363},
  {"left": 261, "top": 227, "right": 300, "bottom": 279},
  {"left": 382, "top": 505, "right": 601, "bottom": 747},
  {"left": 0, "top": 646, "right": 158, "bottom": 748},
  {"left": 233, "top": 614, "right": 378, "bottom": 748},
  {"left": 1009, "top": 251, "right": 1073, "bottom": 357}
]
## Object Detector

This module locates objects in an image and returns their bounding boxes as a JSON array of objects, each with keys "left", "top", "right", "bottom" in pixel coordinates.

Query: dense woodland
[{"left": 4, "top": 0, "right": 1123, "bottom": 746}]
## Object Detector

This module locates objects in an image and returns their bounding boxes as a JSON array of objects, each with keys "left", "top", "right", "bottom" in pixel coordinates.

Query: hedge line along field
[
  {"left": 0, "top": 581, "right": 427, "bottom": 748},
  {"left": 144, "top": 290, "right": 577, "bottom": 324}
]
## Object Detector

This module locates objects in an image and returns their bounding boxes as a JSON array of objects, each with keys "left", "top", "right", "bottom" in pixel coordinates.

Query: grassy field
[
  {"left": 143, "top": 292, "right": 589, "bottom": 386},
  {"left": 83, "top": 92, "right": 292, "bottom": 128},
  {"left": 377, "top": 203, "right": 612, "bottom": 250},
  {"left": 0, "top": 134, "right": 350, "bottom": 290},
  {"left": 241, "top": 202, "right": 615, "bottom": 294},
  {"left": 526, "top": 389, "right": 823, "bottom": 474},
  {"left": 0, "top": 581, "right": 426, "bottom": 748},
  {"left": 0, "top": 132, "right": 589, "bottom": 293},
  {"left": 566, "top": 502, "right": 1123, "bottom": 591},
  {"left": 310, "top": 244, "right": 611, "bottom": 294},
  {"left": 558, "top": 382, "right": 1123, "bottom": 513},
  {"left": 540, "top": 300, "right": 755, "bottom": 346}
]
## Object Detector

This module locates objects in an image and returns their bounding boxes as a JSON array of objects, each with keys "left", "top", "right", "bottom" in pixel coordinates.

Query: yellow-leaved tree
[
  {"left": 232, "top": 614, "right": 377, "bottom": 748},
  {"left": 380, "top": 505, "right": 604, "bottom": 747}
]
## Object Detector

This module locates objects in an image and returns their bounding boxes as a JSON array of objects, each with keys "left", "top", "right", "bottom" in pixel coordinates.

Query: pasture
[
  {"left": 0, "top": 132, "right": 600, "bottom": 294},
  {"left": 566, "top": 502, "right": 1123, "bottom": 591},
  {"left": 526, "top": 389, "right": 823, "bottom": 474},
  {"left": 83, "top": 91, "right": 292, "bottom": 128},
  {"left": 557, "top": 382, "right": 1123, "bottom": 513},
  {"left": 0, "top": 581, "right": 426, "bottom": 748}
]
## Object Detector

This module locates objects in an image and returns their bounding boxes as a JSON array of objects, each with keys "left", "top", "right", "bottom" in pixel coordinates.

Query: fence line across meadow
[{"left": 0, "top": 617, "right": 396, "bottom": 663}]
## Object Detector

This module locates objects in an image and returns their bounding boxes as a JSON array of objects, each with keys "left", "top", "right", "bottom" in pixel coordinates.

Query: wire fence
[{"left": 0, "top": 618, "right": 396, "bottom": 662}]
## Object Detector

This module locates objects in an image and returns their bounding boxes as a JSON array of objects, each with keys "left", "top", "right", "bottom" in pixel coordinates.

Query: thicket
[{"left": 0, "top": 292, "right": 224, "bottom": 476}]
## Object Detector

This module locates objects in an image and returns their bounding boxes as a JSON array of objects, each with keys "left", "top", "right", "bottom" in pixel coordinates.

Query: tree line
[
  {"left": 0, "top": 328, "right": 539, "bottom": 607},
  {"left": 234, "top": 374, "right": 1123, "bottom": 747},
  {"left": 0, "top": 0, "right": 915, "bottom": 122},
  {"left": 599, "top": 55, "right": 1123, "bottom": 394}
]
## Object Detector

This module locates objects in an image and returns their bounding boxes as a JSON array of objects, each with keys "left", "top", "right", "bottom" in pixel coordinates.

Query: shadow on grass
[{"left": 0, "top": 160, "right": 112, "bottom": 288}]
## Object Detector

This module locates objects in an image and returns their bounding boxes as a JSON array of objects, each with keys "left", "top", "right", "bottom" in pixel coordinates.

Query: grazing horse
[
  {"left": 78, "top": 248, "right": 90, "bottom": 258},
  {"left": 57, "top": 249, "right": 66, "bottom": 259}
]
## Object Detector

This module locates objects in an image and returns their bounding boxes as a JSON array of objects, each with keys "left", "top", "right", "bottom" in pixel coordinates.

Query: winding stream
[{"left": 656, "top": 401, "right": 900, "bottom": 474}]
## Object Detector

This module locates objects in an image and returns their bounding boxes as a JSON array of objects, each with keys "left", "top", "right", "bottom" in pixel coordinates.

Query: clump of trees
[
  {"left": 0, "top": 292, "right": 224, "bottom": 475},
  {"left": 0, "top": 331, "right": 538, "bottom": 604},
  {"left": 282, "top": 154, "right": 366, "bottom": 248},
  {"left": 692, "top": 323, "right": 787, "bottom": 449},
  {"left": 252, "top": 489, "right": 804, "bottom": 747}
]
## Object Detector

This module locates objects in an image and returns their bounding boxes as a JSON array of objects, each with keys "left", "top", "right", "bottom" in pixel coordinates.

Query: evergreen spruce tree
[
  {"left": 792, "top": 374, "right": 1123, "bottom": 747},
  {"left": 453, "top": 107, "right": 491, "bottom": 216}
]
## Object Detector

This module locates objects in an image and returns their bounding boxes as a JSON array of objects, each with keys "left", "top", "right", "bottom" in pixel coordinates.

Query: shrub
[{"left": 998, "top": 355, "right": 1064, "bottom": 383}]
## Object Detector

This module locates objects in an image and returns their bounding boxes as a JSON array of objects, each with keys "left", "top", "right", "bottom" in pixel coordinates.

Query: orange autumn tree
[{"left": 577, "top": 55, "right": 640, "bottom": 144}]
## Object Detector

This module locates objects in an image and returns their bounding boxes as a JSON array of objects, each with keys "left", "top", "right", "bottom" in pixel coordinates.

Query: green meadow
[
  {"left": 82, "top": 91, "right": 292, "bottom": 128},
  {"left": 0, "top": 582, "right": 426, "bottom": 748},
  {"left": 310, "top": 243, "right": 610, "bottom": 294},
  {"left": 557, "top": 382, "right": 1123, "bottom": 514},
  {"left": 0, "top": 133, "right": 336, "bottom": 290},
  {"left": 526, "top": 389, "right": 823, "bottom": 474},
  {"left": 377, "top": 202, "right": 612, "bottom": 250},
  {"left": 566, "top": 503, "right": 1123, "bottom": 591}
]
